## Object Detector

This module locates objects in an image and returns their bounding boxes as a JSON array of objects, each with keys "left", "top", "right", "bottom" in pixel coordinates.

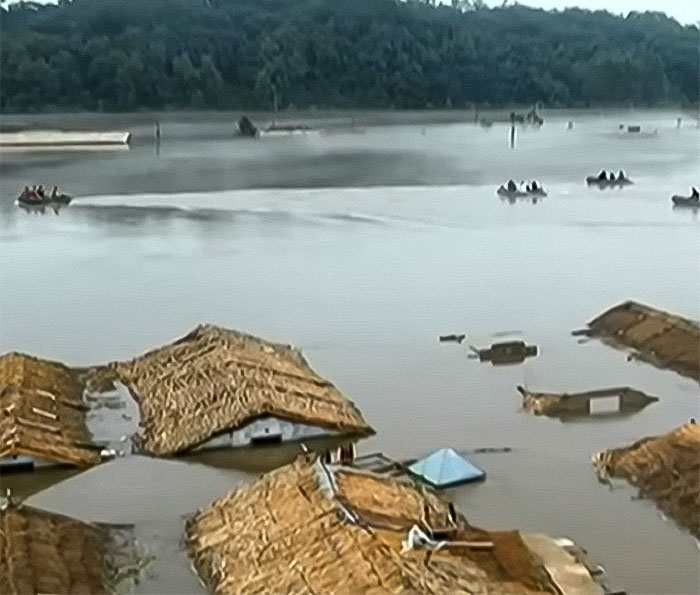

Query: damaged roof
[
  {"left": 0, "top": 502, "right": 146, "bottom": 595},
  {"left": 186, "top": 456, "right": 556, "bottom": 594},
  {"left": 586, "top": 301, "right": 699, "bottom": 381},
  {"left": 0, "top": 352, "right": 101, "bottom": 467},
  {"left": 92, "top": 325, "right": 373, "bottom": 456}
]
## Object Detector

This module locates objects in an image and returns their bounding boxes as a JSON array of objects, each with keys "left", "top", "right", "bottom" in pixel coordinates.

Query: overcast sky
[{"left": 501, "top": 1, "right": 697, "bottom": 24}]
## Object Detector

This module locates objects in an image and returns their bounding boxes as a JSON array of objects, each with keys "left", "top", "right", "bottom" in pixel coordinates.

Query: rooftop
[
  {"left": 0, "top": 501, "right": 147, "bottom": 594},
  {"left": 90, "top": 325, "right": 373, "bottom": 456},
  {"left": 187, "top": 456, "right": 557, "bottom": 594},
  {"left": 0, "top": 352, "right": 101, "bottom": 467},
  {"left": 586, "top": 301, "right": 699, "bottom": 381}
]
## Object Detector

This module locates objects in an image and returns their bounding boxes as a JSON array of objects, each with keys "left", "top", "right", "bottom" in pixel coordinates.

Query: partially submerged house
[
  {"left": 0, "top": 500, "right": 149, "bottom": 594},
  {"left": 593, "top": 423, "right": 700, "bottom": 539},
  {"left": 583, "top": 301, "right": 700, "bottom": 381},
  {"left": 518, "top": 386, "right": 658, "bottom": 419},
  {"left": 89, "top": 325, "right": 374, "bottom": 457},
  {"left": 187, "top": 456, "right": 604, "bottom": 594},
  {"left": 0, "top": 353, "right": 103, "bottom": 471}
]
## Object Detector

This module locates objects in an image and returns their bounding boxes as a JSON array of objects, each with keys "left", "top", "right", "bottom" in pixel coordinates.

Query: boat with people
[
  {"left": 497, "top": 179, "right": 547, "bottom": 199},
  {"left": 15, "top": 185, "right": 72, "bottom": 207},
  {"left": 671, "top": 187, "right": 700, "bottom": 208},
  {"left": 585, "top": 170, "right": 633, "bottom": 188}
]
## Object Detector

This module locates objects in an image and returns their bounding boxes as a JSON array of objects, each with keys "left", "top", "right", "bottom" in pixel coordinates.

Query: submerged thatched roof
[
  {"left": 593, "top": 423, "right": 700, "bottom": 538},
  {"left": 0, "top": 352, "right": 101, "bottom": 467},
  {"left": 0, "top": 502, "right": 147, "bottom": 595},
  {"left": 187, "top": 457, "right": 556, "bottom": 594},
  {"left": 586, "top": 301, "right": 700, "bottom": 381},
  {"left": 92, "top": 325, "right": 373, "bottom": 456}
]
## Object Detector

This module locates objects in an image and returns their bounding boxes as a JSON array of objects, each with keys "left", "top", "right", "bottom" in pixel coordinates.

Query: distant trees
[{"left": 0, "top": 0, "right": 697, "bottom": 112}]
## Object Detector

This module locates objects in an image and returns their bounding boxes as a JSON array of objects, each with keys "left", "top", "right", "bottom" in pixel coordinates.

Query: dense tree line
[{"left": 1, "top": 0, "right": 698, "bottom": 112}]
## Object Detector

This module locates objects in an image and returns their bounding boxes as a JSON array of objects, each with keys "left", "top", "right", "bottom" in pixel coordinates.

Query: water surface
[{"left": 1, "top": 110, "right": 699, "bottom": 594}]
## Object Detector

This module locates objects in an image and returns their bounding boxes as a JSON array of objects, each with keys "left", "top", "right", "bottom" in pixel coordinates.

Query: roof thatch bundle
[
  {"left": 187, "top": 457, "right": 556, "bottom": 594},
  {"left": 0, "top": 353, "right": 101, "bottom": 467},
  {"left": 0, "top": 502, "right": 148, "bottom": 595},
  {"left": 585, "top": 301, "right": 699, "bottom": 381},
  {"left": 90, "top": 325, "right": 373, "bottom": 456},
  {"left": 593, "top": 423, "right": 700, "bottom": 538}
]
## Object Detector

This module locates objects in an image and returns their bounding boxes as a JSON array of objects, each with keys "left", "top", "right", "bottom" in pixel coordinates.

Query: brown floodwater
[{"left": 1, "top": 110, "right": 699, "bottom": 594}]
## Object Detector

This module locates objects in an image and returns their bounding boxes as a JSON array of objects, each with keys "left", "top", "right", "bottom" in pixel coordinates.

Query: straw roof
[
  {"left": 92, "top": 325, "right": 373, "bottom": 456},
  {"left": 187, "top": 456, "right": 556, "bottom": 594},
  {"left": 593, "top": 423, "right": 700, "bottom": 538},
  {"left": 586, "top": 301, "right": 700, "bottom": 381},
  {"left": 0, "top": 502, "right": 146, "bottom": 595},
  {"left": 0, "top": 352, "right": 101, "bottom": 467}
]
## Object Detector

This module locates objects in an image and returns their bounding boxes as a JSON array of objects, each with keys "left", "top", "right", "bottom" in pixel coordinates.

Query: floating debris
[
  {"left": 87, "top": 325, "right": 374, "bottom": 457},
  {"left": 518, "top": 386, "right": 658, "bottom": 419},
  {"left": 582, "top": 301, "right": 700, "bottom": 381},
  {"left": 438, "top": 334, "right": 466, "bottom": 344},
  {"left": 471, "top": 341, "right": 538, "bottom": 365},
  {"left": 186, "top": 456, "right": 592, "bottom": 594},
  {"left": 0, "top": 353, "right": 102, "bottom": 469},
  {"left": 592, "top": 423, "right": 700, "bottom": 538},
  {"left": 0, "top": 501, "right": 151, "bottom": 594}
]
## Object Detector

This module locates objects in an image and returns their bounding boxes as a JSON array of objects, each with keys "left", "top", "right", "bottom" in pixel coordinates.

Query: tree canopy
[{"left": 1, "top": 0, "right": 698, "bottom": 112}]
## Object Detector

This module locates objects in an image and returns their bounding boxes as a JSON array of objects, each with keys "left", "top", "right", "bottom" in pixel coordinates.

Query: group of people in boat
[
  {"left": 592, "top": 170, "right": 631, "bottom": 183},
  {"left": 18, "top": 185, "right": 62, "bottom": 203},
  {"left": 499, "top": 179, "right": 546, "bottom": 195}
]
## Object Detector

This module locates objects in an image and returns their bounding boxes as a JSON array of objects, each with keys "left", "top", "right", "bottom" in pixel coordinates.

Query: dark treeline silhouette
[{"left": 1, "top": 0, "right": 698, "bottom": 112}]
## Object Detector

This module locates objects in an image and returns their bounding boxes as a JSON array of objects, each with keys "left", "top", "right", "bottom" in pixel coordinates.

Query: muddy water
[{"left": 1, "top": 111, "right": 699, "bottom": 594}]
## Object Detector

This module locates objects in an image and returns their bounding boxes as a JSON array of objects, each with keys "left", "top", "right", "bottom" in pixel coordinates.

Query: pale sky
[{"left": 501, "top": 0, "right": 698, "bottom": 25}]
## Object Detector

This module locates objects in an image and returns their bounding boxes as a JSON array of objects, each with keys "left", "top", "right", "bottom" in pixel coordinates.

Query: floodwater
[{"left": 1, "top": 110, "right": 699, "bottom": 594}]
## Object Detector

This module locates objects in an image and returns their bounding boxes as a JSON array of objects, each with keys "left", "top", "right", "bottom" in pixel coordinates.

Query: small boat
[
  {"left": 671, "top": 188, "right": 700, "bottom": 208},
  {"left": 586, "top": 171, "right": 633, "bottom": 188},
  {"left": 16, "top": 189, "right": 72, "bottom": 207}
]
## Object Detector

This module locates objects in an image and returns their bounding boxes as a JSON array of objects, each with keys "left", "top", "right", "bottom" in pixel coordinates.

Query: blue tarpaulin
[{"left": 408, "top": 447, "right": 486, "bottom": 488}]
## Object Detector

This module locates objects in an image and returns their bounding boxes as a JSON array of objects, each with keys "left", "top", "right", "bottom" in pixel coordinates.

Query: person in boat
[
  {"left": 531, "top": 180, "right": 540, "bottom": 191},
  {"left": 597, "top": 170, "right": 607, "bottom": 181},
  {"left": 690, "top": 187, "right": 699, "bottom": 200},
  {"left": 29, "top": 185, "right": 38, "bottom": 199},
  {"left": 50, "top": 186, "right": 58, "bottom": 200},
  {"left": 19, "top": 186, "right": 30, "bottom": 201},
  {"left": 507, "top": 179, "right": 517, "bottom": 192},
  {"left": 37, "top": 185, "right": 45, "bottom": 198},
  {"left": 608, "top": 172, "right": 616, "bottom": 181},
  {"left": 617, "top": 170, "right": 627, "bottom": 182}
]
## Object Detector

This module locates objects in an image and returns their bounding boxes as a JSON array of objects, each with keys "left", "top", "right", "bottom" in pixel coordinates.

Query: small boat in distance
[
  {"left": 16, "top": 186, "right": 72, "bottom": 207},
  {"left": 671, "top": 187, "right": 700, "bottom": 208},
  {"left": 586, "top": 170, "right": 633, "bottom": 188}
]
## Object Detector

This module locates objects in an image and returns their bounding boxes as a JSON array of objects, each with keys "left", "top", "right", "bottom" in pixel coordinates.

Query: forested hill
[{"left": 1, "top": 0, "right": 698, "bottom": 113}]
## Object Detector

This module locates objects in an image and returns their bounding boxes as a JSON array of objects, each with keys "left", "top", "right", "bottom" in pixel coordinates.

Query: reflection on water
[{"left": 1, "top": 111, "right": 699, "bottom": 595}]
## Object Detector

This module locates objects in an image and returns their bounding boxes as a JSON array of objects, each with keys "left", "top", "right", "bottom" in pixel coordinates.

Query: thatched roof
[
  {"left": 91, "top": 325, "right": 373, "bottom": 456},
  {"left": 0, "top": 502, "right": 147, "bottom": 595},
  {"left": 0, "top": 352, "right": 101, "bottom": 467},
  {"left": 187, "top": 457, "right": 556, "bottom": 594},
  {"left": 593, "top": 423, "right": 700, "bottom": 538},
  {"left": 586, "top": 301, "right": 700, "bottom": 381}
]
